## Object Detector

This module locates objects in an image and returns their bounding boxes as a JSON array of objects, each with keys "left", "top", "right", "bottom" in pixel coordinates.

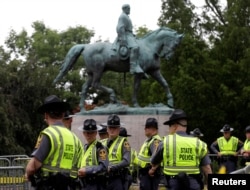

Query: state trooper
[
  {"left": 25, "top": 95, "right": 84, "bottom": 190},
  {"left": 150, "top": 109, "right": 212, "bottom": 190},
  {"left": 136, "top": 118, "right": 162, "bottom": 190},
  {"left": 210, "top": 124, "right": 243, "bottom": 173},
  {"left": 240, "top": 125, "right": 250, "bottom": 166},
  {"left": 119, "top": 127, "right": 138, "bottom": 189},
  {"left": 78, "top": 119, "right": 109, "bottom": 190},
  {"left": 101, "top": 114, "right": 131, "bottom": 190}
]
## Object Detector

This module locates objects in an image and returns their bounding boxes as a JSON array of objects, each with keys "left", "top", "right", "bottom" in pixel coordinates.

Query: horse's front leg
[
  {"left": 98, "top": 85, "right": 118, "bottom": 104},
  {"left": 150, "top": 70, "right": 174, "bottom": 108},
  {"left": 79, "top": 76, "right": 92, "bottom": 112},
  {"left": 132, "top": 73, "right": 144, "bottom": 107}
]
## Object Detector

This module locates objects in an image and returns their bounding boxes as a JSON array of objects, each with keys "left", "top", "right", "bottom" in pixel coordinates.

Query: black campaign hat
[
  {"left": 37, "top": 95, "right": 69, "bottom": 114},
  {"left": 163, "top": 109, "right": 187, "bottom": 125},
  {"left": 63, "top": 110, "right": 74, "bottom": 119},
  {"left": 119, "top": 127, "right": 131, "bottom": 137},
  {"left": 145, "top": 118, "right": 158, "bottom": 129},
  {"left": 245, "top": 126, "right": 250, "bottom": 133},
  {"left": 78, "top": 119, "right": 101, "bottom": 132},
  {"left": 220, "top": 124, "right": 234, "bottom": 132},
  {"left": 104, "top": 114, "right": 124, "bottom": 127},
  {"left": 190, "top": 128, "right": 204, "bottom": 137},
  {"left": 98, "top": 124, "right": 108, "bottom": 134}
]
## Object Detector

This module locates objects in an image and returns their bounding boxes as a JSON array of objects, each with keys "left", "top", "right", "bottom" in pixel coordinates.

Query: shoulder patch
[
  {"left": 99, "top": 148, "right": 107, "bottom": 160},
  {"left": 154, "top": 139, "right": 160, "bottom": 149},
  {"left": 124, "top": 141, "right": 131, "bottom": 151},
  {"left": 34, "top": 135, "right": 43, "bottom": 149}
]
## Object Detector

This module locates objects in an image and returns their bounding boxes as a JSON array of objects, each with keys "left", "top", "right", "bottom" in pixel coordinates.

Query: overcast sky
[{"left": 0, "top": 0, "right": 206, "bottom": 45}]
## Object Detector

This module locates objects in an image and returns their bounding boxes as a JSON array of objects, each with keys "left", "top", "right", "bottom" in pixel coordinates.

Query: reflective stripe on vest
[
  {"left": 108, "top": 136, "right": 126, "bottom": 165},
  {"left": 217, "top": 136, "right": 238, "bottom": 155},
  {"left": 163, "top": 134, "right": 207, "bottom": 175},
  {"left": 81, "top": 140, "right": 98, "bottom": 167},
  {"left": 137, "top": 134, "right": 162, "bottom": 168},
  {"left": 41, "top": 125, "right": 79, "bottom": 177}
]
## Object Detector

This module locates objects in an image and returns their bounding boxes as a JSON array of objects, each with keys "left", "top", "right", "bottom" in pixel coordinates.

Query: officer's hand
[
  {"left": 78, "top": 168, "right": 86, "bottom": 177},
  {"left": 148, "top": 168, "right": 155, "bottom": 177},
  {"left": 217, "top": 152, "right": 222, "bottom": 157},
  {"left": 24, "top": 173, "right": 29, "bottom": 181}
]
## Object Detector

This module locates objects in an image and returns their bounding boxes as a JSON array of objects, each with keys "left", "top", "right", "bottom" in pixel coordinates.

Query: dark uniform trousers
[
  {"left": 166, "top": 174, "right": 202, "bottom": 190},
  {"left": 218, "top": 156, "right": 237, "bottom": 173},
  {"left": 139, "top": 167, "right": 161, "bottom": 190},
  {"left": 106, "top": 169, "right": 129, "bottom": 190},
  {"left": 32, "top": 172, "right": 78, "bottom": 190},
  {"left": 80, "top": 176, "right": 107, "bottom": 190}
]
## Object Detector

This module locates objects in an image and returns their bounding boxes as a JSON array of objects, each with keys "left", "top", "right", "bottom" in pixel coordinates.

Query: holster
[{"left": 177, "top": 172, "right": 190, "bottom": 189}]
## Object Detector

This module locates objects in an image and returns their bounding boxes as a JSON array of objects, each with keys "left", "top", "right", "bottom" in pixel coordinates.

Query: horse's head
[{"left": 159, "top": 32, "right": 184, "bottom": 60}]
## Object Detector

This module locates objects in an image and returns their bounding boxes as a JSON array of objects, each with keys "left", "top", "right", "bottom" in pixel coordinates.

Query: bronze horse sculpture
[{"left": 53, "top": 27, "right": 183, "bottom": 111}]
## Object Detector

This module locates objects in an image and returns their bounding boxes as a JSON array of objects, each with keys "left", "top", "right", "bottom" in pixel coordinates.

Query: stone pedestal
[{"left": 71, "top": 106, "right": 173, "bottom": 151}]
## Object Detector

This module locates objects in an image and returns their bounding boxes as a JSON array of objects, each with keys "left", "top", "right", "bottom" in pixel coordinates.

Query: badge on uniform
[
  {"left": 124, "top": 141, "right": 131, "bottom": 151},
  {"left": 99, "top": 149, "right": 107, "bottom": 160}
]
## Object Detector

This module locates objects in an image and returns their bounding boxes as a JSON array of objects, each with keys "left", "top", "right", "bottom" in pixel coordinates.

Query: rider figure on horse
[{"left": 115, "top": 4, "right": 144, "bottom": 74}]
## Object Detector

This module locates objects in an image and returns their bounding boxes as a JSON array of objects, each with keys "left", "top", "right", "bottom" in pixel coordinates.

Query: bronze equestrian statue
[{"left": 53, "top": 27, "right": 183, "bottom": 111}]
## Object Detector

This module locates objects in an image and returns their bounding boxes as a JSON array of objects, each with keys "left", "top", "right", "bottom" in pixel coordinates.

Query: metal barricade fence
[
  {"left": 0, "top": 159, "right": 10, "bottom": 167},
  {"left": 0, "top": 166, "right": 30, "bottom": 190}
]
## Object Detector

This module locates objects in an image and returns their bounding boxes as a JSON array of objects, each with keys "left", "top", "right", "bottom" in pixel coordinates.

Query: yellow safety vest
[
  {"left": 137, "top": 134, "right": 162, "bottom": 168},
  {"left": 217, "top": 136, "right": 238, "bottom": 155},
  {"left": 243, "top": 139, "right": 250, "bottom": 151},
  {"left": 41, "top": 125, "right": 82, "bottom": 178},
  {"left": 129, "top": 149, "right": 138, "bottom": 174},
  {"left": 81, "top": 140, "right": 98, "bottom": 167},
  {"left": 163, "top": 134, "right": 207, "bottom": 175},
  {"left": 102, "top": 136, "right": 126, "bottom": 165}
]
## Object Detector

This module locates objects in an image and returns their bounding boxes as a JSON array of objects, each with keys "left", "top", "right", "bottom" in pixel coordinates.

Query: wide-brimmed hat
[
  {"left": 220, "top": 124, "right": 234, "bottom": 132},
  {"left": 63, "top": 110, "right": 74, "bottom": 119},
  {"left": 145, "top": 118, "right": 158, "bottom": 129},
  {"left": 78, "top": 119, "right": 101, "bottom": 132},
  {"left": 119, "top": 127, "right": 131, "bottom": 137},
  {"left": 245, "top": 126, "right": 250, "bottom": 133},
  {"left": 190, "top": 128, "right": 204, "bottom": 137},
  {"left": 163, "top": 109, "right": 187, "bottom": 125},
  {"left": 37, "top": 95, "right": 69, "bottom": 114},
  {"left": 102, "top": 114, "right": 124, "bottom": 127},
  {"left": 98, "top": 124, "right": 108, "bottom": 134}
]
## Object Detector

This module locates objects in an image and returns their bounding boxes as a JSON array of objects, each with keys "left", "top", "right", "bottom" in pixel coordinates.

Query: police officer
[
  {"left": 98, "top": 124, "right": 109, "bottom": 140},
  {"left": 78, "top": 119, "right": 109, "bottom": 190},
  {"left": 25, "top": 95, "right": 84, "bottom": 190},
  {"left": 240, "top": 126, "right": 250, "bottom": 166},
  {"left": 210, "top": 124, "right": 243, "bottom": 173},
  {"left": 101, "top": 114, "right": 131, "bottom": 190},
  {"left": 150, "top": 109, "right": 212, "bottom": 190},
  {"left": 119, "top": 127, "right": 138, "bottom": 189},
  {"left": 136, "top": 118, "right": 162, "bottom": 190}
]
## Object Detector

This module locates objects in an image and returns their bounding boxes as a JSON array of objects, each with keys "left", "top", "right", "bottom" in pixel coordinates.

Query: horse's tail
[{"left": 53, "top": 44, "right": 85, "bottom": 84}]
